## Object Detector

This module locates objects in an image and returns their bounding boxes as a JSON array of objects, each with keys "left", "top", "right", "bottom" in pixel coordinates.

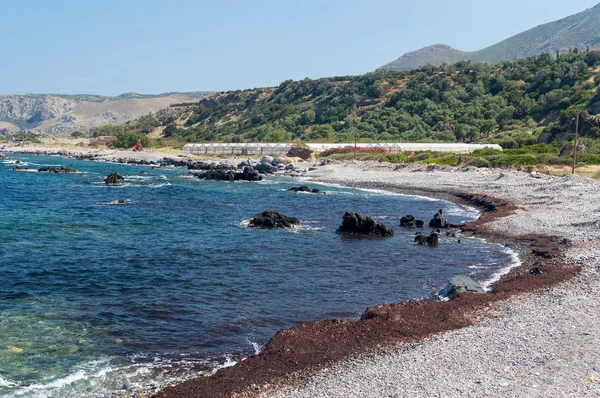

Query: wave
[
  {"left": 479, "top": 246, "right": 521, "bottom": 291},
  {"left": 98, "top": 200, "right": 133, "bottom": 206}
]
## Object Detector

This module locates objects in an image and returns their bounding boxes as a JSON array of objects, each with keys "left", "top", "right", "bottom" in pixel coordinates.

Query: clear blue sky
[{"left": 1, "top": 0, "right": 597, "bottom": 95}]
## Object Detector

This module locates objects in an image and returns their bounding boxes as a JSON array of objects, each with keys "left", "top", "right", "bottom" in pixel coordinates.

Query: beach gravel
[
  {"left": 7, "top": 148, "right": 600, "bottom": 397},
  {"left": 273, "top": 162, "right": 600, "bottom": 398}
]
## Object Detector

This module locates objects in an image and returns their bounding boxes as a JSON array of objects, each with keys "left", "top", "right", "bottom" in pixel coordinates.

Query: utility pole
[
  {"left": 572, "top": 111, "right": 580, "bottom": 175},
  {"left": 354, "top": 128, "right": 357, "bottom": 161}
]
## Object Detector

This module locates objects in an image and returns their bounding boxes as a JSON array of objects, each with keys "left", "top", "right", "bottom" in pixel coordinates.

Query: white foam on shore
[
  {"left": 0, "top": 375, "right": 16, "bottom": 388},
  {"left": 479, "top": 246, "right": 522, "bottom": 291}
]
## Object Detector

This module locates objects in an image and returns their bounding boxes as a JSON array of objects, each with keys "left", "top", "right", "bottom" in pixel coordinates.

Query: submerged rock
[
  {"left": 439, "top": 274, "right": 485, "bottom": 300},
  {"left": 248, "top": 211, "right": 300, "bottom": 229},
  {"left": 337, "top": 212, "right": 394, "bottom": 236},
  {"left": 38, "top": 166, "right": 77, "bottom": 173},
  {"left": 289, "top": 186, "right": 325, "bottom": 194},
  {"left": 400, "top": 214, "right": 424, "bottom": 228},
  {"left": 429, "top": 209, "right": 449, "bottom": 229},
  {"left": 104, "top": 172, "right": 124, "bottom": 185},
  {"left": 414, "top": 232, "right": 439, "bottom": 247},
  {"left": 12, "top": 166, "right": 29, "bottom": 172}
]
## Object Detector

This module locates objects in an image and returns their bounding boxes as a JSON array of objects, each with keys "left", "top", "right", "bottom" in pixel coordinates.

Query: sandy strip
[{"left": 268, "top": 161, "right": 600, "bottom": 398}]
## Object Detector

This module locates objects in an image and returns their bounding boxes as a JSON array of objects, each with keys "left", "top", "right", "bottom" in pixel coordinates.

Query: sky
[{"left": 0, "top": 0, "right": 598, "bottom": 96}]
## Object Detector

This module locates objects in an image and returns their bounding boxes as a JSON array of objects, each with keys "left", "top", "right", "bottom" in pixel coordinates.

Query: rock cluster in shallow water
[
  {"left": 248, "top": 211, "right": 300, "bottom": 229},
  {"left": 337, "top": 212, "right": 394, "bottom": 236}
]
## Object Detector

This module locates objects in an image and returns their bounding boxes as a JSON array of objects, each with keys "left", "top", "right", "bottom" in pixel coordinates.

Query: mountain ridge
[
  {"left": 0, "top": 91, "right": 213, "bottom": 136},
  {"left": 381, "top": 3, "right": 600, "bottom": 70}
]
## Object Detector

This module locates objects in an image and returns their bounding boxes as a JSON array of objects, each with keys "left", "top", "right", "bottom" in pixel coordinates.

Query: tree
[
  {"left": 309, "top": 124, "right": 334, "bottom": 139},
  {"left": 112, "top": 131, "right": 150, "bottom": 148},
  {"left": 263, "top": 128, "right": 292, "bottom": 142},
  {"left": 71, "top": 131, "right": 83, "bottom": 138}
]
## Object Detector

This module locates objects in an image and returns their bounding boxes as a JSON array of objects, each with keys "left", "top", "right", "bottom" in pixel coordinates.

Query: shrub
[
  {"left": 408, "top": 152, "right": 435, "bottom": 162},
  {"left": 464, "top": 157, "right": 491, "bottom": 168},
  {"left": 425, "top": 154, "right": 459, "bottom": 166},
  {"left": 321, "top": 146, "right": 389, "bottom": 156},
  {"left": 380, "top": 153, "right": 407, "bottom": 163},
  {"left": 472, "top": 148, "right": 502, "bottom": 157},
  {"left": 492, "top": 154, "right": 540, "bottom": 166},
  {"left": 111, "top": 131, "right": 150, "bottom": 149}
]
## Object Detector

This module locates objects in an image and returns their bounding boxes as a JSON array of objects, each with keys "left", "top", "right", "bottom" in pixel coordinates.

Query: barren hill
[
  {"left": 0, "top": 92, "right": 212, "bottom": 136},
  {"left": 381, "top": 3, "right": 600, "bottom": 70}
]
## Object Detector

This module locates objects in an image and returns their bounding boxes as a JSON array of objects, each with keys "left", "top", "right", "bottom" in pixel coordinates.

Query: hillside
[
  {"left": 382, "top": 3, "right": 600, "bottom": 70},
  {"left": 0, "top": 92, "right": 212, "bottom": 136},
  {"left": 128, "top": 51, "right": 600, "bottom": 149}
]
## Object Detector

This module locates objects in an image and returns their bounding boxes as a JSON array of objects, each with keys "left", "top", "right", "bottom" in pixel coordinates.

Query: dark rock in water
[
  {"left": 236, "top": 166, "right": 262, "bottom": 181},
  {"left": 12, "top": 166, "right": 29, "bottom": 172},
  {"left": 139, "top": 171, "right": 147, "bottom": 175},
  {"left": 187, "top": 161, "right": 235, "bottom": 171},
  {"left": 429, "top": 209, "right": 449, "bottom": 229},
  {"left": 104, "top": 172, "right": 125, "bottom": 185},
  {"left": 337, "top": 212, "right": 394, "bottom": 236},
  {"left": 196, "top": 170, "right": 236, "bottom": 181},
  {"left": 195, "top": 166, "right": 262, "bottom": 182},
  {"left": 400, "top": 214, "right": 424, "bottom": 228},
  {"left": 414, "top": 232, "right": 439, "bottom": 247},
  {"left": 38, "top": 166, "right": 77, "bottom": 173},
  {"left": 289, "top": 186, "right": 326, "bottom": 194},
  {"left": 439, "top": 275, "right": 485, "bottom": 300},
  {"left": 248, "top": 211, "right": 300, "bottom": 229}
]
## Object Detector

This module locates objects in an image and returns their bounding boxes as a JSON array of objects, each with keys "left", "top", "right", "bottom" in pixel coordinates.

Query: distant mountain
[
  {"left": 0, "top": 92, "right": 213, "bottom": 136},
  {"left": 382, "top": 3, "right": 600, "bottom": 70}
]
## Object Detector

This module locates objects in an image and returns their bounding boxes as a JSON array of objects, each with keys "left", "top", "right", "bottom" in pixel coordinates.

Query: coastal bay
[{"left": 2, "top": 146, "right": 597, "bottom": 397}]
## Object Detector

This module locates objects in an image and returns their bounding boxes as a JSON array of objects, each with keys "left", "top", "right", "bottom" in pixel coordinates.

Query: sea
[{"left": 0, "top": 153, "right": 515, "bottom": 397}]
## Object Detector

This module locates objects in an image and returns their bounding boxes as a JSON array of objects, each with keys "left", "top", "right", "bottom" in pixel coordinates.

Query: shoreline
[
  {"left": 5, "top": 147, "right": 597, "bottom": 397},
  {"left": 152, "top": 186, "right": 579, "bottom": 398}
]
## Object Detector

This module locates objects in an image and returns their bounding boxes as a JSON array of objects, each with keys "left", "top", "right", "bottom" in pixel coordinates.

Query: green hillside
[
  {"left": 382, "top": 4, "right": 600, "bottom": 71},
  {"left": 125, "top": 51, "right": 600, "bottom": 149}
]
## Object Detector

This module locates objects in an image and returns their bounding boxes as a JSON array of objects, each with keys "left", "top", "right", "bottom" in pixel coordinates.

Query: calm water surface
[{"left": 0, "top": 154, "right": 513, "bottom": 397}]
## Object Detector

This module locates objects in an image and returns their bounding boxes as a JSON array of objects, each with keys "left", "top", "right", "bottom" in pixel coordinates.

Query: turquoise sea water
[{"left": 0, "top": 154, "right": 513, "bottom": 397}]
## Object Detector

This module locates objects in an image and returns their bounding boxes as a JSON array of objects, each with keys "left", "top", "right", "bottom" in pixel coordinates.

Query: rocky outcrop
[
  {"left": 414, "top": 232, "right": 439, "bottom": 247},
  {"left": 248, "top": 211, "right": 300, "bottom": 229},
  {"left": 289, "top": 186, "right": 325, "bottom": 194},
  {"left": 337, "top": 212, "right": 394, "bottom": 236},
  {"left": 12, "top": 166, "right": 29, "bottom": 172},
  {"left": 38, "top": 166, "right": 77, "bottom": 173},
  {"left": 187, "top": 162, "right": 235, "bottom": 171},
  {"left": 400, "top": 214, "right": 424, "bottom": 228},
  {"left": 104, "top": 172, "right": 124, "bottom": 185},
  {"left": 439, "top": 274, "right": 485, "bottom": 300},
  {"left": 429, "top": 209, "right": 449, "bottom": 229},
  {"left": 195, "top": 166, "right": 262, "bottom": 182},
  {"left": 287, "top": 143, "right": 314, "bottom": 161}
]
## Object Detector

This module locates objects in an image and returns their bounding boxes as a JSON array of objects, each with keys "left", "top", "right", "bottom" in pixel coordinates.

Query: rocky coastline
[{"left": 5, "top": 147, "right": 598, "bottom": 398}]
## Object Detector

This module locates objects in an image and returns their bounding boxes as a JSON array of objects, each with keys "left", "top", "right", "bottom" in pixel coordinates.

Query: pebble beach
[
  {"left": 3, "top": 146, "right": 599, "bottom": 397},
  {"left": 271, "top": 161, "right": 600, "bottom": 398}
]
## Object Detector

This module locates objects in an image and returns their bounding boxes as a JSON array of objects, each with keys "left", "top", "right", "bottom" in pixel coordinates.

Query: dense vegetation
[
  {"left": 323, "top": 141, "right": 600, "bottom": 170},
  {"left": 118, "top": 51, "right": 600, "bottom": 150}
]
